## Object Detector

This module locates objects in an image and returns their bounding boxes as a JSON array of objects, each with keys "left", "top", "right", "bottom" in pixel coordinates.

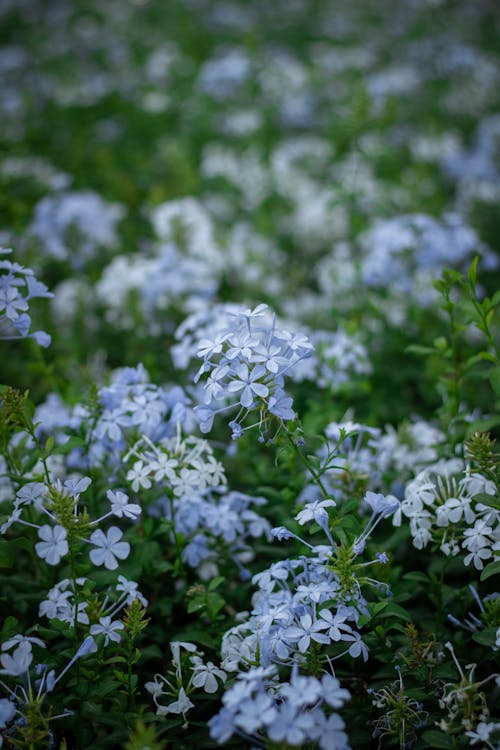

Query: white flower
[
  {"left": 150, "top": 453, "right": 178, "bottom": 482},
  {"left": 0, "top": 505, "right": 22, "bottom": 534},
  {"left": 436, "top": 496, "right": 475, "bottom": 526},
  {"left": 0, "top": 641, "right": 32, "bottom": 676},
  {"left": 0, "top": 697, "right": 15, "bottom": 727},
  {"left": 107, "top": 490, "right": 141, "bottom": 520},
  {"left": 295, "top": 499, "right": 336, "bottom": 526},
  {"left": 126, "top": 460, "right": 152, "bottom": 492},
  {"left": 35, "top": 525, "right": 68, "bottom": 565},
  {"left": 2, "top": 634, "right": 45, "bottom": 651},
  {"left": 462, "top": 519, "right": 496, "bottom": 570},
  {"left": 190, "top": 655, "right": 226, "bottom": 693},
  {"left": 116, "top": 575, "right": 148, "bottom": 606},
  {"left": 363, "top": 491, "right": 399, "bottom": 517},
  {"left": 466, "top": 721, "right": 500, "bottom": 745},
  {"left": 157, "top": 687, "right": 194, "bottom": 716},
  {"left": 145, "top": 674, "right": 167, "bottom": 699},
  {"left": 90, "top": 616, "right": 125, "bottom": 646},
  {"left": 89, "top": 527, "right": 130, "bottom": 570}
]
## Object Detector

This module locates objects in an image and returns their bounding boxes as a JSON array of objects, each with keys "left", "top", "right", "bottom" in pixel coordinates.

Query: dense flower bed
[{"left": 0, "top": 1, "right": 499, "bottom": 748}]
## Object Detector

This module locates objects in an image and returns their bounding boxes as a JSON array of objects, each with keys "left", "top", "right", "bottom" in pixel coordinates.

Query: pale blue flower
[
  {"left": 227, "top": 363, "right": 269, "bottom": 408},
  {"left": 234, "top": 693, "right": 276, "bottom": 734},
  {"left": 0, "top": 697, "right": 15, "bottom": 728},
  {"left": 89, "top": 527, "right": 130, "bottom": 570},
  {"left": 90, "top": 616, "right": 124, "bottom": 647},
  {"left": 208, "top": 706, "right": 236, "bottom": 743},
  {"left": 107, "top": 490, "right": 141, "bottom": 520},
  {"left": 0, "top": 641, "right": 33, "bottom": 676},
  {"left": 267, "top": 702, "right": 315, "bottom": 744},
  {"left": 284, "top": 612, "right": 330, "bottom": 652},
  {"left": 35, "top": 525, "right": 68, "bottom": 566}
]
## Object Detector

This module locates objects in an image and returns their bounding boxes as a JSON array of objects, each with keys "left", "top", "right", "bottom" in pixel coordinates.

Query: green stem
[
  {"left": 284, "top": 428, "right": 331, "bottom": 499},
  {"left": 127, "top": 638, "right": 136, "bottom": 709},
  {"left": 67, "top": 538, "right": 80, "bottom": 642},
  {"left": 168, "top": 492, "right": 185, "bottom": 576}
]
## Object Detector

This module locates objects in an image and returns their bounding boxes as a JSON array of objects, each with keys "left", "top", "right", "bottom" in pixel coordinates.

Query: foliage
[{"left": 0, "top": 1, "right": 499, "bottom": 749}]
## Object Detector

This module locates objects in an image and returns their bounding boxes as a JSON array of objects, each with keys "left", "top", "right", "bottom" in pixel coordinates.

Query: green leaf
[
  {"left": 369, "top": 601, "right": 389, "bottom": 617},
  {"left": 374, "top": 602, "right": 411, "bottom": 621},
  {"left": 467, "top": 256, "right": 478, "bottom": 288},
  {"left": 463, "top": 351, "right": 496, "bottom": 369},
  {"left": 433, "top": 337, "right": 448, "bottom": 351},
  {"left": 467, "top": 414, "right": 500, "bottom": 432},
  {"left": 55, "top": 435, "right": 86, "bottom": 455},
  {"left": 480, "top": 560, "right": 500, "bottom": 581},
  {"left": 14, "top": 536, "right": 34, "bottom": 553},
  {"left": 1, "top": 616, "right": 19, "bottom": 639},
  {"left": 488, "top": 366, "right": 500, "bottom": 396},
  {"left": 0, "top": 539, "right": 13, "bottom": 568},
  {"left": 402, "top": 571, "right": 429, "bottom": 584},
  {"left": 421, "top": 730, "right": 454, "bottom": 748},
  {"left": 208, "top": 576, "right": 225, "bottom": 592},
  {"left": 405, "top": 344, "right": 435, "bottom": 357},
  {"left": 187, "top": 598, "right": 205, "bottom": 614},
  {"left": 472, "top": 627, "right": 498, "bottom": 647}
]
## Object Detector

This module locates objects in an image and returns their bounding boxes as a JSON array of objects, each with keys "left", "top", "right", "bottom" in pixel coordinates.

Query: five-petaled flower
[
  {"left": 89, "top": 526, "right": 130, "bottom": 570},
  {"left": 35, "top": 525, "right": 69, "bottom": 566}
]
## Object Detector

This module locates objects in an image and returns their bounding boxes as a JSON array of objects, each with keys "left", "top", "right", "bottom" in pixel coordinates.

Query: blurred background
[{"left": 1, "top": 0, "right": 499, "bottom": 422}]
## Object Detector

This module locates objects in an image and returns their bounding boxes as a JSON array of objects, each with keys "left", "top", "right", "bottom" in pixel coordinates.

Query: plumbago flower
[
  {"left": 175, "top": 305, "right": 368, "bottom": 409},
  {"left": 201, "top": 489, "right": 398, "bottom": 748},
  {"left": 370, "top": 667, "right": 429, "bottom": 748},
  {"left": 95, "top": 242, "right": 219, "bottom": 333},
  {"left": 28, "top": 364, "right": 195, "bottom": 474},
  {"left": 177, "top": 303, "right": 313, "bottom": 438},
  {"left": 448, "top": 585, "right": 500, "bottom": 652},
  {"left": 0, "top": 475, "right": 136, "bottom": 572},
  {"left": 0, "top": 633, "right": 96, "bottom": 746},
  {"left": 208, "top": 664, "right": 351, "bottom": 749},
  {"left": 392, "top": 457, "right": 500, "bottom": 569},
  {"left": 146, "top": 641, "right": 226, "bottom": 722},
  {"left": 0, "top": 247, "right": 52, "bottom": 346},
  {"left": 88, "top": 365, "right": 195, "bottom": 470},
  {"left": 437, "top": 642, "right": 500, "bottom": 743},
  {"left": 123, "top": 428, "right": 271, "bottom": 578},
  {"left": 28, "top": 190, "right": 124, "bottom": 268},
  {"left": 298, "top": 419, "right": 447, "bottom": 507},
  {"left": 39, "top": 575, "right": 147, "bottom": 631}
]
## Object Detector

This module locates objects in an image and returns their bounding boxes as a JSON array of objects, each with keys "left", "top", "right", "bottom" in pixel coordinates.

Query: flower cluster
[
  {"left": 27, "top": 365, "right": 194, "bottom": 475},
  {"left": 0, "top": 633, "right": 96, "bottom": 746},
  {"left": 370, "top": 668, "right": 429, "bottom": 748},
  {"left": 95, "top": 242, "right": 218, "bottom": 333},
  {"left": 89, "top": 365, "right": 193, "bottom": 467},
  {"left": 191, "top": 303, "right": 313, "bottom": 437},
  {"left": 124, "top": 429, "right": 270, "bottom": 576},
  {"left": 29, "top": 190, "right": 124, "bottom": 267},
  {"left": 299, "top": 419, "right": 446, "bottom": 506},
  {"left": 393, "top": 458, "right": 499, "bottom": 568},
  {"left": 200, "top": 488, "right": 399, "bottom": 749},
  {"left": 209, "top": 665, "right": 351, "bottom": 749},
  {"left": 437, "top": 642, "right": 500, "bottom": 742},
  {"left": 125, "top": 431, "right": 226, "bottom": 496},
  {"left": 146, "top": 641, "right": 226, "bottom": 722},
  {"left": 0, "top": 475, "right": 135, "bottom": 572},
  {"left": 39, "top": 574, "right": 146, "bottom": 641},
  {"left": 0, "top": 247, "right": 52, "bottom": 346}
]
